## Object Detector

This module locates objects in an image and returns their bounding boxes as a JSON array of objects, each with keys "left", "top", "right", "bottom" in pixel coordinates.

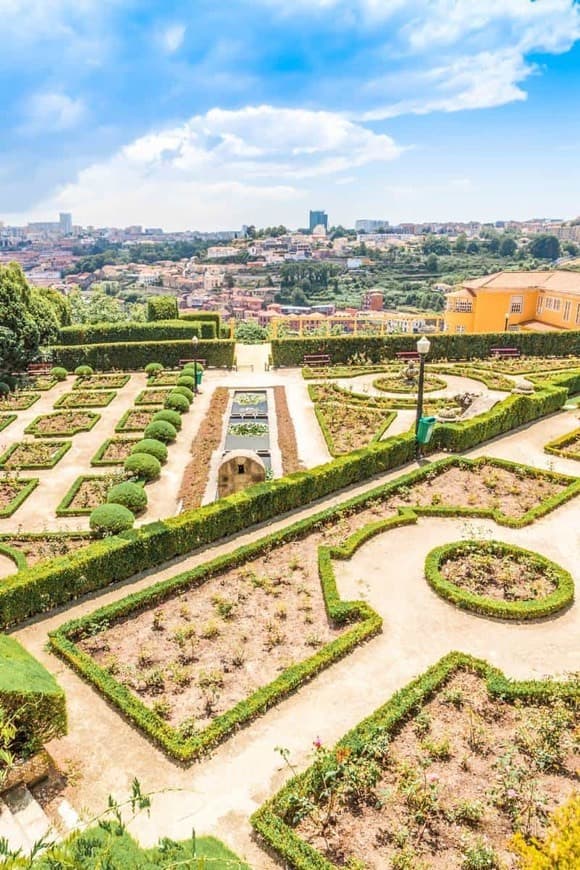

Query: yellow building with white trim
[{"left": 444, "top": 270, "right": 580, "bottom": 334}]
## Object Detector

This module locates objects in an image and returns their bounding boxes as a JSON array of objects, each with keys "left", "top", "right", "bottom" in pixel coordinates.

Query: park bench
[
  {"left": 303, "top": 354, "right": 331, "bottom": 368},
  {"left": 27, "top": 362, "right": 52, "bottom": 375},
  {"left": 490, "top": 347, "right": 520, "bottom": 359},
  {"left": 395, "top": 351, "right": 420, "bottom": 361},
  {"left": 178, "top": 358, "right": 207, "bottom": 367}
]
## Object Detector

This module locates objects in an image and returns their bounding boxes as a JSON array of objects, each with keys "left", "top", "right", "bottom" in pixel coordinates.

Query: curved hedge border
[
  {"left": 430, "top": 363, "right": 514, "bottom": 392},
  {"left": 51, "top": 339, "right": 235, "bottom": 372},
  {"left": 425, "top": 540, "right": 574, "bottom": 619},
  {"left": 0, "top": 479, "right": 39, "bottom": 518},
  {"left": 251, "top": 652, "right": 580, "bottom": 870},
  {"left": 24, "top": 410, "right": 101, "bottom": 438},
  {"left": 0, "top": 440, "right": 72, "bottom": 470},
  {"left": 90, "top": 437, "right": 140, "bottom": 467},
  {"left": 0, "top": 543, "right": 27, "bottom": 572},
  {"left": 372, "top": 374, "right": 446, "bottom": 394},
  {"left": 544, "top": 425, "right": 580, "bottom": 460},
  {"left": 54, "top": 390, "right": 117, "bottom": 409},
  {"left": 0, "top": 414, "right": 17, "bottom": 433}
]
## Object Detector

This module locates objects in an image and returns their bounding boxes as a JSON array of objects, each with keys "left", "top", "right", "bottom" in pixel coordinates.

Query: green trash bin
[
  {"left": 417, "top": 415, "right": 436, "bottom": 445},
  {"left": 195, "top": 369, "right": 203, "bottom": 386}
]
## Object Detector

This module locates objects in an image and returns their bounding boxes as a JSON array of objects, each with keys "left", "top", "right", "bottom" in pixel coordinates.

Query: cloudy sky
[{"left": 1, "top": 0, "right": 580, "bottom": 229}]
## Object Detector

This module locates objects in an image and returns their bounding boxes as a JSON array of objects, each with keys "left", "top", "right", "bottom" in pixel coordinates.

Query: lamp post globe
[
  {"left": 191, "top": 335, "right": 199, "bottom": 394},
  {"left": 415, "top": 335, "right": 430, "bottom": 459}
]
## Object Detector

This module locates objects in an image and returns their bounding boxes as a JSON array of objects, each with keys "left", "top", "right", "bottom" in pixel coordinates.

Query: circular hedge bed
[
  {"left": 425, "top": 540, "right": 573, "bottom": 619},
  {"left": 373, "top": 372, "right": 446, "bottom": 394}
]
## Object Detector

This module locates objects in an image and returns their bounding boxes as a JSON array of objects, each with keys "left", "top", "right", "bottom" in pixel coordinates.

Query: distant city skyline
[{"left": 2, "top": 0, "right": 580, "bottom": 230}]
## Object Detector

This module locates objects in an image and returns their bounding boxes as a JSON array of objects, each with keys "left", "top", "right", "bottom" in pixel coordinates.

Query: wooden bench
[
  {"left": 27, "top": 363, "right": 52, "bottom": 375},
  {"left": 303, "top": 354, "right": 331, "bottom": 368},
  {"left": 490, "top": 347, "right": 520, "bottom": 359},
  {"left": 395, "top": 351, "right": 420, "bottom": 361},
  {"left": 178, "top": 358, "right": 207, "bottom": 367}
]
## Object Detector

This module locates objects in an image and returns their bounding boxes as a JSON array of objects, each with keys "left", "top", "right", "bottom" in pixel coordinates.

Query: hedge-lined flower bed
[
  {"left": 425, "top": 540, "right": 574, "bottom": 619},
  {"left": 251, "top": 653, "right": 580, "bottom": 870},
  {"left": 28, "top": 375, "right": 58, "bottom": 391},
  {"left": 431, "top": 363, "right": 514, "bottom": 391},
  {"left": 0, "top": 532, "right": 92, "bottom": 568},
  {"left": 56, "top": 474, "right": 126, "bottom": 517},
  {"left": 373, "top": 371, "right": 446, "bottom": 393},
  {"left": 54, "top": 390, "right": 117, "bottom": 409},
  {"left": 0, "top": 392, "right": 40, "bottom": 411},
  {"left": 90, "top": 437, "right": 141, "bottom": 467},
  {"left": 0, "top": 414, "right": 17, "bottom": 433},
  {"left": 0, "top": 440, "right": 72, "bottom": 470},
  {"left": 544, "top": 426, "right": 580, "bottom": 460},
  {"left": 115, "top": 408, "right": 158, "bottom": 433},
  {"left": 24, "top": 410, "right": 100, "bottom": 438},
  {"left": 314, "top": 401, "right": 397, "bottom": 456},
  {"left": 73, "top": 373, "right": 130, "bottom": 390},
  {"left": 0, "top": 479, "right": 39, "bottom": 518},
  {"left": 134, "top": 389, "right": 172, "bottom": 406}
]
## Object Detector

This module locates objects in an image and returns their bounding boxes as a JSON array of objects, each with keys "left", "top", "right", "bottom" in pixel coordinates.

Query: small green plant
[
  {"left": 200, "top": 620, "right": 220, "bottom": 639},
  {"left": 413, "top": 710, "right": 431, "bottom": 737},
  {"left": 461, "top": 837, "right": 500, "bottom": 869}
]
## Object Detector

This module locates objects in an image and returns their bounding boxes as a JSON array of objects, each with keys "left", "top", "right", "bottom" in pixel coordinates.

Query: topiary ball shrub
[
  {"left": 181, "top": 364, "right": 195, "bottom": 374},
  {"left": 177, "top": 375, "right": 195, "bottom": 390},
  {"left": 173, "top": 385, "right": 194, "bottom": 402},
  {"left": 74, "top": 365, "right": 94, "bottom": 377},
  {"left": 130, "top": 438, "right": 168, "bottom": 464},
  {"left": 0, "top": 382, "right": 9, "bottom": 396},
  {"left": 107, "top": 481, "right": 148, "bottom": 514},
  {"left": 124, "top": 452, "right": 162, "bottom": 481},
  {"left": 152, "top": 409, "right": 182, "bottom": 431},
  {"left": 143, "top": 420, "right": 177, "bottom": 443},
  {"left": 165, "top": 393, "right": 190, "bottom": 413},
  {"left": 145, "top": 362, "right": 164, "bottom": 377},
  {"left": 50, "top": 366, "right": 68, "bottom": 382},
  {"left": 89, "top": 503, "right": 135, "bottom": 536}
]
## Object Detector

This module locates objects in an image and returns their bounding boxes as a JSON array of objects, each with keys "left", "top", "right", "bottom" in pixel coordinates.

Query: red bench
[
  {"left": 27, "top": 362, "right": 52, "bottom": 375},
  {"left": 490, "top": 347, "right": 520, "bottom": 359},
  {"left": 303, "top": 354, "right": 331, "bottom": 368},
  {"left": 396, "top": 351, "right": 420, "bottom": 361}
]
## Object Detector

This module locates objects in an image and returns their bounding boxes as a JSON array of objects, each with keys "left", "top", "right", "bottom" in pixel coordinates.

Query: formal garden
[{"left": 0, "top": 267, "right": 578, "bottom": 867}]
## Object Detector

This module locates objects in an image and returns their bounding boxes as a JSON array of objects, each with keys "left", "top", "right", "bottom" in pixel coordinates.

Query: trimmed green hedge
[
  {"left": 25, "top": 410, "right": 100, "bottom": 437},
  {"left": 0, "top": 414, "right": 17, "bottom": 432},
  {"left": 51, "top": 339, "right": 235, "bottom": 371},
  {"left": 544, "top": 425, "right": 580, "bottom": 459},
  {"left": 271, "top": 332, "right": 580, "bottom": 367},
  {"left": 56, "top": 475, "right": 109, "bottom": 517},
  {"left": 91, "top": 437, "right": 139, "bottom": 467},
  {"left": 147, "top": 296, "right": 178, "bottom": 321},
  {"left": 425, "top": 539, "right": 574, "bottom": 619},
  {"left": 179, "top": 310, "right": 221, "bottom": 329},
  {"left": 89, "top": 503, "right": 135, "bottom": 535},
  {"left": 58, "top": 319, "right": 216, "bottom": 345},
  {"left": 0, "top": 479, "right": 39, "bottom": 518},
  {"left": 251, "top": 652, "right": 580, "bottom": 869},
  {"left": 54, "top": 389, "right": 117, "bottom": 409}
]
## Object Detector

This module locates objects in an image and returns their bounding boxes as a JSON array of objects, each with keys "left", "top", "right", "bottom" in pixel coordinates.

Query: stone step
[
  {"left": 0, "top": 798, "right": 33, "bottom": 855},
  {"left": 2, "top": 785, "right": 53, "bottom": 851},
  {"left": 56, "top": 798, "right": 81, "bottom": 833}
]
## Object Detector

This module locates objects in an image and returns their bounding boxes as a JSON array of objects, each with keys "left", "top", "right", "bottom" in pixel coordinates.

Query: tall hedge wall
[
  {"left": 271, "top": 331, "right": 580, "bottom": 366},
  {"left": 57, "top": 320, "right": 216, "bottom": 345},
  {"left": 179, "top": 311, "right": 221, "bottom": 328},
  {"left": 0, "top": 381, "right": 572, "bottom": 630},
  {"left": 51, "top": 339, "right": 235, "bottom": 370}
]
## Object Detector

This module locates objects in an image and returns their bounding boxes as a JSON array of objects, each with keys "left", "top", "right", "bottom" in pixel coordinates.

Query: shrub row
[
  {"left": 271, "top": 332, "right": 580, "bottom": 367},
  {"left": 251, "top": 652, "right": 580, "bottom": 869},
  {"left": 544, "top": 425, "right": 580, "bottom": 459},
  {"left": 50, "top": 339, "right": 235, "bottom": 371},
  {"left": 58, "top": 319, "right": 216, "bottom": 345},
  {"left": 425, "top": 539, "right": 574, "bottom": 619},
  {"left": 179, "top": 311, "right": 221, "bottom": 328},
  {"left": 0, "top": 372, "right": 576, "bottom": 626}
]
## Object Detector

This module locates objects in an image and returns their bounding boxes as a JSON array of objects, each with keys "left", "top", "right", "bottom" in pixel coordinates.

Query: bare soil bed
[
  {"left": 0, "top": 392, "right": 40, "bottom": 411},
  {"left": 440, "top": 549, "right": 557, "bottom": 602},
  {"left": 92, "top": 437, "right": 140, "bottom": 465},
  {"left": 79, "top": 537, "right": 344, "bottom": 731},
  {"left": 149, "top": 372, "right": 180, "bottom": 386},
  {"left": 0, "top": 535, "right": 91, "bottom": 566},
  {"left": 0, "top": 480, "right": 33, "bottom": 513},
  {"left": 74, "top": 374, "right": 129, "bottom": 390},
  {"left": 316, "top": 401, "right": 395, "bottom": 454},
  {"left": 60, "top": 474, "right": 125, "bottom": 514},
  {"left": 115, "top": 408, "right": 158, "bottom": 432},
  {"left": 179, "top": 387, "right": 229, "bottom": 509},
  {"left": 274, "top": 386, "right": 302, "bottom": 473},
  {"left": 296, "top": 672, "right": 579, "bottom": 869},
  {"left": 135, "top": 389, "right": 171, "bottom": 405},
  {"left": 25, "top": 411, "right": 99, "bottom": 437},
  {"left": 0, "top": 441, "right": 69, "bottom": 469},
  {"left": 55, "top": 390, "right": 116, "bottom": 408}
]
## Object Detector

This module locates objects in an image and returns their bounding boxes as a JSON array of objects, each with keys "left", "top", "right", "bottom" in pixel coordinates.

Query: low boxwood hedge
[
  {"left": 172, "top": 385, "right": 194, "bottom": 402},
  {"left": 90, "top": 437, "right": 140, "bottom": 467},
  {"left": 25, "top": 411, "right": 101, "bottom": 438},
  {"left": 0, "top": 440, "right": 72, "bottom": 470},
  {"left": 176, "top": 375, "right": 195, "bottom": 389},
  {"left": 164, "top": 393, "right": 190, "bottom": 413},
  {"left": 74, "top": 365, "right": 94, "bottom": 376},
  {"left": 544, "top": 425, "right": 580, "bottom": 460},
  {"left": 250, "top": 652, "right": 580, "bottom": 869},
  {"left": 0, "top": 414, "right": 17, "bottom": 433},
  {"left": 143, "top": 420, "right": 177, "bottom": 443},
  {"left": 50, "top": 366, "right": 68, "bottom": 381},
  {"left": 56, "top": 475, "right": 109, "bottom": 517},
  {"left": 425, "top": 539, "right": 574, "bottom": 619},
  {"left": 51, "top": 339, "right": 235, "bottom": 371},
  {"left": 0, "top": 479, "right": 39, "bottom": 518}
]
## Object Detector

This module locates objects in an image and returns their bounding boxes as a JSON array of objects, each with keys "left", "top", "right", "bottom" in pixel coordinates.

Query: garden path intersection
[{"left": 1, "top": 357, "right": 578, "bottom": 867}]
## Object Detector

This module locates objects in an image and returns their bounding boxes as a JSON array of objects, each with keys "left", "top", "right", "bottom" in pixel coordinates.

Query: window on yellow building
[
  {"left": 510, "top": 295, "right": 523, "bottom": 313},
  {"left": 454, "top": 298, "right": 473, "bottom": 312},
  {"left": 563, "top": 300, "right": 571, "bottom": 321},
  {"left": 537, "top": 296, "right": 543, "bottom": 314},
  {"left": 455, "top": 325, "right": 465, "bottom": 333}
]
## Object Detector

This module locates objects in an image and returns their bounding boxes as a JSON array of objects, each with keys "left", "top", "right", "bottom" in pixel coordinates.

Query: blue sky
[{"left": 1, "top": 0, "right": 580, "bottom": 230}]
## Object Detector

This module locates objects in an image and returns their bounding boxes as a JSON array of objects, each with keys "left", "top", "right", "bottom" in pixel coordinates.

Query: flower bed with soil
[
  {"left": 475, "top": 355, "right": 580, "bottom": 375},
  {"left": 73, "top": 374, "right": 130, "bottom": 390},
  {"left": 0, "top": 415, "right": 17, "bottom": 433},
  {"left": 315, "top": 401, "right": 397, "bottom": 455},
  {"left": 302, "top": 364, "right": 399, "bottom": 380},
  {"left": 91, "top": 437, "right": 141, "bottom": 467},
  {"left": 0, "top": 533, "right": 92, "bottom": 568},
  {"left": 431, "top": 364, "right": 514, "bottom": 391},
  {"left": 179, "top": 387, "right": 229, "bottom": 509},
  {"left": 373, "top": 371, "right": 446, "bottom": 394},
  {"left": 149, "top": 372, "right": 180, "bottom": 386},
  {"left": 0, "top": 392, "right": 40, "bottom": 411},
  {"left": 134, "top": 388, "right": 172, "bottom": 406},
  {"left": 544, "top": 426, "right": 580, "bottom": 460},
  {"left": 27, "top": 376, "right": 58, "bottom": 391},
  {"left": 426, "top": 540, "right": 573, "bottom": 619},
  {"left": 56, "top": 473, "right": 126, "bottom": 516},
  {"left": 24, "top": 410, "right": 100, "bottom": 437},
  {"left": 0, "top": 479, "right": 39, "bottom": 517},
  {"left": 115, "top": 408, "right": 158, "bottom": 433},
  {"left": 0, "top": 440, "right": 71, "bottom": 470},
  {"left": 274, "top": 386, "right": 301, "bottom": 474},
  {"left": 254, "top": 655, "right": 579, "bottom": 870},
  {"left": 54, "top": 390, "right": 117, "bottom": 409}
]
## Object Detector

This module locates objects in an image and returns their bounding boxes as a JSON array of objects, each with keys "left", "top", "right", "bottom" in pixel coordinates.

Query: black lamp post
[
  {"left": 415, "top": 334, "right": 431, "bottom": 459},
  {"left": 191, "top": 334, "right": 199, "bottom": 395},
  {"left": 504, "top": 311, "right": 510, "bottom": 332}
]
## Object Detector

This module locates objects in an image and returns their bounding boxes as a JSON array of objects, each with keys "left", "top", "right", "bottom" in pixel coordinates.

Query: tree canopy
[{"left": 527, "top": 234, "right": 561, "bottom": 260}]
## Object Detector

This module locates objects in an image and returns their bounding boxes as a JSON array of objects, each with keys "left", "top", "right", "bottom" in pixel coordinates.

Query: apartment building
[{"left": 444, "top": 270, "right": 580, "bottom": 334}]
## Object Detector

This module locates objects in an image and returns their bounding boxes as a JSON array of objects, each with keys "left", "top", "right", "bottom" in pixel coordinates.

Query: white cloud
[
  {"left": 160, "top": 23, "right": 186, "bottom": 54},
  {"left": 22, "top": 91, "right": 86, "bottom": 131},
  {"left": 20, "top": 105, "right": 401, "bottom": 228}
]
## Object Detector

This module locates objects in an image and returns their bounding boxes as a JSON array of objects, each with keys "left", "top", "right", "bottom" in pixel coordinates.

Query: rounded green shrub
[
  {"left": 124, "top": 451, "right": 162, "bottom": 481},
  {"left": 89, "top": 503, "right": 135, "bottom": 536},
  {"left": 74, "top": 365, "right": 94, "bottom": 377},
  {"left": 143, "top": 420, "right": 177, "bottom": 443},
  {"left": 107, "top": 481, "right": 148, "bottom": 514},
  {"left": 177, "top": 375, "right": 195, "bottom": 389},
  {"left": 3, "top": 375, "right": 17, "bottom": 391},
  {"left": 130, "top": 438, "right": 168, "bottom": 463},
  {"left": 172, "top": 385, "right": 194, "bottom": 402},
  {"left": 0, "top": 382, "right": 9, "bottom": 396},
  {"left": 152, "top": 409, "right": 182, "bottom": 431},
  {"left": 50, "top": 366, "right": 68, "bottom": 382},
  {"left": 165, "top": 393, "right": 190, "bottom": 413},
  {"left": 145, "top": 362, "right": 164, "bottom": 377},
  {"left": 181, "top": 363, "right": 195, "bottom": 373}
]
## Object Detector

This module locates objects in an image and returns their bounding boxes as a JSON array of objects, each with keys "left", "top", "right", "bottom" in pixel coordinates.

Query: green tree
[
  {"left": 528, "top": 234, "right": 561, "bottom": 260},
  {"left": 425, "top": 253, "right": 439, "bottom": 273},
  {"left": 466, "top": 239, "right": 480, "bottom": 254},
  {"left": 454, "top": 233, "right": 467, "bottom": 253},
  {"left": 422, "top": 235, "right": 451, "bottom": 255},
  {"left": 562, "top": 240, "right": 579, "bottom": 256},
  {"left": 0, "top": 264, "right": 41, "bottom": 376},
  {"left": 499, "top": 236, "right": 517, "bottom": 257},
  {"left": 235, "top": 320, "right": 268, "bottom": 343}
]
